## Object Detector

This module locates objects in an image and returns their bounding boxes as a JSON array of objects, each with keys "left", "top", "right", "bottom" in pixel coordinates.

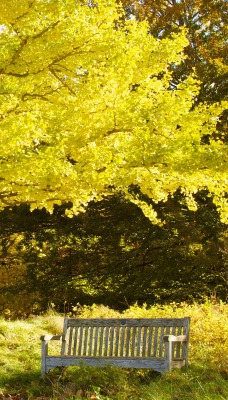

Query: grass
[{"left": 0, "top": 301, "right": 227, "bottom": 399}]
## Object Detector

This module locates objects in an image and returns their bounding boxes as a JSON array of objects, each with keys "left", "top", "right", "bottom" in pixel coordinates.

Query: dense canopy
[{"left": 0, "top": 0, "right": 227, "bottom": 222}]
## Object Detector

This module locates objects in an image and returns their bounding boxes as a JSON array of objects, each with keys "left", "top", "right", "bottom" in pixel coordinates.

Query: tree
[
  {"left": 0, "top": 0, "right": 227, "bottom": 223},
  {"left": 121, "top": 0, "right": 228, "bottom": 103}
]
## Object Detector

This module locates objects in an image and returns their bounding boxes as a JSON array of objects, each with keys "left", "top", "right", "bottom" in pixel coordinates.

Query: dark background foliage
[{"left": 0, "top": 192, "right": 227, "bottom": 316}]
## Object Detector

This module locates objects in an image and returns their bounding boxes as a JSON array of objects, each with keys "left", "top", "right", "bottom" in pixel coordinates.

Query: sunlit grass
[{"left": 0, "top": 301, "right": 227, "bottom": 399}]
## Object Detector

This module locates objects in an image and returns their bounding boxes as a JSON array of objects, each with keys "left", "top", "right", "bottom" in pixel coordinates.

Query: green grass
[{"left": 0, "top": 302, "right": 228, "bottom": 399}]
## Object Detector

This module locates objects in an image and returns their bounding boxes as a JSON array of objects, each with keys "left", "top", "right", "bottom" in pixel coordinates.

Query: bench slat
[
  {"left": 66, "top": 318, "right": 188, "bottom": 327},
  {"left": 73, "top": 326, "right": 78, "bottom": 355},
  {"left": 147, "top": 326, "right": 153, "bottom": 357},
  {"left": 142, "top": 327, "right": 147, "bottom": 357},
  {"left": 159, "top": 327, "right": 164, "bottom": 357},
  {"left": 114, "top": 326, "right": 120, "bottom": 356},
  {"left": 77, "top": 326, "right": 83, "bottom": 356},
  {"left": 45, "top": 355, "right": 169, "bottom": 372},
  {"left": 93, "top": 326, "right": 99, "bottom": 356},
  {"left": 68, "top": 327, "right": 73, "bottom": 355},
  {"left": 83, "top": 326, "right": 89, "bottom": 356},
  {"left": 104, "top": 327, "right": 109, "bottom": 356},
  {"left": 99, "top": 327, "right": 104, "bottom": 356},
  {"left": 153, "top": 326, "right": 158, "bottom": 357},
  {"left": 120, "top": 326, "right": 125, "bottom": 357},
  {"left": 136, "top": 327, "right": 142, "bottom": 357},
  {"left": 109, "top": 327, "right": 114, "bottom": 356},
  {"left": 88, "top": 327, "right": 93, "bottom": 356},
  {"left": 125, "top": 327, "right": 131, "bottom": 357},
  {"left": 131, "top": 326, "right": 137, "bottom": 357}
]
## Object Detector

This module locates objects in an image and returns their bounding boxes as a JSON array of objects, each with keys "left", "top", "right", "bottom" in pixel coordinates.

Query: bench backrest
[{"left": 61, "top": 318, "right": 190, "bottom": 359}]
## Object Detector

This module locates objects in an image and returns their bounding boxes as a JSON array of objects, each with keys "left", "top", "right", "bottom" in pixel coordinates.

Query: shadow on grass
[
  {"left": 0, "top": 366, "right": 160, "bottom": 399},
  {"left": 2, "top": 365, "right": 227, "bottom": 400},
  {"left": 0, "top": 369, "right": 53, "bottom": 398}
]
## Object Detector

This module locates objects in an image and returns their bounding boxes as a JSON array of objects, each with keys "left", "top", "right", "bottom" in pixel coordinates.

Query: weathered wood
[
  {"left": 99, "top": 326, "right": 104, "bottom": 356},
  {"left": 120, "top": 326, "right": 125, "bottom": 357},
  {"left": 41, "top": 317, "right": 190, "bottom": 378},
  {"left": 88, "top": 327, "right": 93, "bottom": 356},
  {"left": 159, "top": 327, "right": 164, "bottom": 357},
  {"left": 131, "top": 326, "right": 136, "bottom": 357},
  {"left": 125, "top": 327, "right": 129, "bottom": 357},
  {"left": 66, "top": 318, "right": 188, "bottom": 327},
  {"left": 73, "top": 327, "right": 78, "bottom": 355},
  {"left": 109, "top": 326, "right": 114, "bottom": 356},
  {"left": 163, "top": 335, "right": 187, "bottom": 342},
  {"left": 104, "top": 327, "right": 109, "bottom": 356},
  {"left": 40, "top": 334, "right": 63, "bottom": 341},
  {"left": 115, "top": 326, "right": 120, "bottom": 356},
  {"left": 83, "top": 326, "right": 89, "bottom": 356},
  {"left": 45, "top": 356, "right": 168, "bottom": 373},
  {"left": 153, "top": 326, "right": 158, "bottom": 357},
  {"left": 68, "top": 327, "right": 73, "bottom": 355},
  {"left": 147, "top": 326, "right": 153, "bottom": 357},
  {"left": 142, "top": 327, "right": 147, "bottom": 357},
  {"left": 136, "top": 326, "right": 142, "bottom": 357}
]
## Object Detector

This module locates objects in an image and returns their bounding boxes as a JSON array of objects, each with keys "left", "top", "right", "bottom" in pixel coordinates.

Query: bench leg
[
  {"left": 165, "top": 341, "right": 172, "bottom": 372},
  {"left": 41, "top": 340, "right": 48, "bottom": 378}
]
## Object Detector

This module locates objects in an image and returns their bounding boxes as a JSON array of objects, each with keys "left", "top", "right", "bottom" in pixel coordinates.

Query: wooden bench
[{"left": 40, "top": 317, "right": 190, "bottom": 377}]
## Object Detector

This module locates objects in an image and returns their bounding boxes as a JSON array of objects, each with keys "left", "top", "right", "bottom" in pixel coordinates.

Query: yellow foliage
[{"left": 0, "top": 0, "right": 227, "bottom": 222}]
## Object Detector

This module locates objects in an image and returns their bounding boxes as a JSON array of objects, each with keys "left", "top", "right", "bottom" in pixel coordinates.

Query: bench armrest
[
  {"left": 41, "top": 334, "right": 64, "bottom": 378},
  {"left": 163, "top": 334, "right": 187, "bottom": 343},
  {"left": 164, "top": 334, "right": 188, "bottom": 371},
  {"left": 40, "top": 334, "right": 63, "bottom": 341}
]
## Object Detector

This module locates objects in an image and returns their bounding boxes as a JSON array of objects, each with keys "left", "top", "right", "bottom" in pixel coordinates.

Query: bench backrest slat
[
  {"left": 109, "top": 327, "right": 114, "bottom": 356},
  {"left": 104, "top": 327, "right": 109, "bottom": 356},
  {"left": 131, "top": 326, "right": 136, "bottom": 356},
  {"left": 88, "top": 327, "right": 93, "bottom": 356},
  {"left": 153, "top": 326, "right": 158, "bottom": 357},
  {"left": 159, "top": 327, "right": 164, "bottom": 357},
  {"left": 136, "top": 327, "right": 142, "bottom": 356},
  {"left": 114, "top": 326, "right": 120, "bottom": 356},
  {"left": 62, "top": 318, "right": 190, "bottom": 359},
  {"left": 68, "top": 327, "right": 73, "bottom": 355},
  {"left": 98, "top": 326, "right": 104, "bottom": 356},
  {"left": 95, "top": 326, "right": 99, "bottom": 356},
  {"left": 119, "top": 326, "right": 125, "bottom": 357},
  {"left": 125, "top": 327, "right": 131, "bottom": 356},
  {"left": 73, "top": 327, "right": 78, "bottom": 355},
  {"left": 83, "top": 326, "right": 89, "bottom": 356},
  {"left": 147, "top": 326, "right": 153, "bottom": 357}
]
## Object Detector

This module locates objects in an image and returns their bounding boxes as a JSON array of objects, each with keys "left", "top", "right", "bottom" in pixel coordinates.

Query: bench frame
[{"left": 41, "top": 317, "right": 190, "bottom": 377}]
